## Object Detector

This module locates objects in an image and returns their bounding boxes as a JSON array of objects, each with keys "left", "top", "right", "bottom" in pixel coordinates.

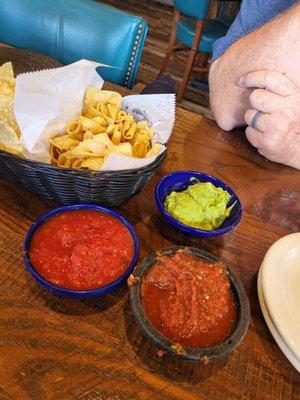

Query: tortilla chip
[
  {"left": 136, "top": 121, "right": 153, "bottom": 140},
  {"left": 84, "top": 88, "right": 122, "bottom": 109},
  {"left": 50, "top": 143, "right": 63, "bottom": 164},
  {"left": 83, "top": 131, "right": 94, "bottom": 140},
  {"left": 57, "top": 153, "right": 73, "bottom": 168},
  {"left": 132, "top": 138, "right": 149, "bottom": 158},
  {"left": 110, "top": 142, "right": 133, "bottom": 157},
  {"left": 119, "top": 114, "right": 135, "bottom": 139},
  {"left": 92, "top": 115, "right": 107, "bottom": 127},
  {"left": 67, "top": 134, "right": 110, "bottom": 157},
  {"left": 80, "top": 157, "right": 104, "bottom": 171},
  {"left": 105, "top": 102, "right": 119, "bottom": 120},
  {"left": 145, "top": 143, "right": 161, "bottom": 157},
  {"left": 49, "top": 135, "right": 78, "bottom": 151},
  {"left": 0, "top": 81, "right": 14, "bottom": 99},
  {"left": 66, "top": 121, "right": 81, "bottom": 134},
  {"left": 78, "top": 116, "right": 107, "bottom": 134},
  {"left": 94, "top": 132, "right": 113, "bottom": 148},
  {"left": 0, "top": 62, "right": 14, "bottom": 83},
  {"left": 83, "top": 104, "right": 101, "bottom": 119},
  {"left": 116, "top": 111, "right": 127, "bottom": 120},
  {"left": 71, "top": 158, "right": 84, "bottom": 169},
  {"left": 0, "top": 121, "right": 23, "bottom": 156},
  {"left": 0, "top": 67, "right": 21, "bottom": 139},
  {"left": 0, "top": 97, "right": 20, "bottom": 136}
]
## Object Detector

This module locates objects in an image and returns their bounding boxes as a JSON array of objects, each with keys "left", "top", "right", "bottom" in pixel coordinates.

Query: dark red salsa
[
  {"left": 141, "top": 251, "right": 237, "bottom": 348},
  {"left": 29, "top": 210, "right": 134, "bottom": 290}
]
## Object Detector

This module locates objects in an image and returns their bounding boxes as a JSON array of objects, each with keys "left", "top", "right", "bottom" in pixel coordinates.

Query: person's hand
[{"left": 238, "top": 70, "right": 300, "bottom": 169}]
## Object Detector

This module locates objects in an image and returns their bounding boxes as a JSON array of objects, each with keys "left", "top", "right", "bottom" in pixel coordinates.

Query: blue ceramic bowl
[
  {"left": 155, "top": 171, "right": 242, "bottom": 238},
  {"left": 23, "top": 204, "right": 139, "bottom": 298}
]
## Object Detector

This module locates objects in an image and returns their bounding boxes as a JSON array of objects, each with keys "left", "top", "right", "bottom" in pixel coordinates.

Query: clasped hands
[{"left": 237, "top": 70, "right": 300, "bottom": 169}]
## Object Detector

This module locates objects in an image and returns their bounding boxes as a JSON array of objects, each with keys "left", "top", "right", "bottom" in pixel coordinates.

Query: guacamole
[{"left": 164, "top": 180, "right": 234, "bottom": 230}]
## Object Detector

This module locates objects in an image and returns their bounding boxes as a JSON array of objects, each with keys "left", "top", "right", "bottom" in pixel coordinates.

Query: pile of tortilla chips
[
  {"left": 50, "top": 87, "right": 161, "bottom": 171},
  {"left": 0, "top": 64, "right": 161, "bottom": 171},
  {"left": 0, "top": 62, "right": 23, "bottom": 156}
]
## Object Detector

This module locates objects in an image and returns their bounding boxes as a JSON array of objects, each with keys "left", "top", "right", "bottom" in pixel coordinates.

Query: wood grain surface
[{"left": 0, "top": 87, "right": 300, "bottom": 399}]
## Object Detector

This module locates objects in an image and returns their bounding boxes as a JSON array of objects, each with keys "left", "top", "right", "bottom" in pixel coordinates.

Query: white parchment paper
[{"left": 14, "top": 60, "right": 175, "bottom": 169}]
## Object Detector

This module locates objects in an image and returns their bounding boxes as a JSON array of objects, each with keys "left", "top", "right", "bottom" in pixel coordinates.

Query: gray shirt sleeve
[{"left": 212, "top": 0, "right": 294, "bottom": 62}]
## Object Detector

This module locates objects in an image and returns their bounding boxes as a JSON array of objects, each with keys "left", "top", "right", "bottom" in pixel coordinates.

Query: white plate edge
[
  {"left": 258, "top": 267, "right": 300, "bottom": 373},
  {"left": 261, "top": 232, "right": 300, "bottom": 359}
]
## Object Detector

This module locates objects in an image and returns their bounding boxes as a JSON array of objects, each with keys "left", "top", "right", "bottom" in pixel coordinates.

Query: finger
[
  {"left": 244, "top": 109, "right": 272, "bottom": 131},
  {"left": 249, "top": 89, "right": 283, "bottom": 113},
  {"left": 245, "top": 126, "right": 264, "bottom": 150},
  {"left": 238, "top": 70, "right": 298, "bottom": 96}
]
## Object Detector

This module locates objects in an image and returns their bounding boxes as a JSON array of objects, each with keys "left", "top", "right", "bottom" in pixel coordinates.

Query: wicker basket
[
  {"left": 0, "top": 149, "right": 166, "bottom": 205},
  {"left": 0, "top": 48, "right": 167, "bottom": 205}
]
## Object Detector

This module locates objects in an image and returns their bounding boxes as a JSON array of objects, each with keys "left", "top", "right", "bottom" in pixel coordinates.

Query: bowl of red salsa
[
  {"left": 24, "top": 204, "right": 139, "bottom": 298},
  {"left": 129, "top": 246, "right": 250, "bottom": 362}
]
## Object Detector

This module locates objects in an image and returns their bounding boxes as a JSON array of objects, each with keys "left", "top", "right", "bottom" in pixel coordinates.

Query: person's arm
[{"left": 209, "top": 3, "right": 300, "bottom": 131}]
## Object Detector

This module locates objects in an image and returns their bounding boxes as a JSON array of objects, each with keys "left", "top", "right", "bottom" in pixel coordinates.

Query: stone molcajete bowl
[{"left": 129, "top": 246, "right": 250, "bottom": 362}]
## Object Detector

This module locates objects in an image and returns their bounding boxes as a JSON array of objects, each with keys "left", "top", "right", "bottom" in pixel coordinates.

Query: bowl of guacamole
[{"left": 155, "top": 171, "right": 242, "bottom": 237}]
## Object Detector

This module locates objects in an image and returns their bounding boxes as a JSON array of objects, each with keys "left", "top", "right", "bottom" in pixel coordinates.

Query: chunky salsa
[
  {"left": 141, "top": 251, "right": 237, "bottom": 348},
  {"left": 29, "top": 210, "right": 134, "bottom": 290}
]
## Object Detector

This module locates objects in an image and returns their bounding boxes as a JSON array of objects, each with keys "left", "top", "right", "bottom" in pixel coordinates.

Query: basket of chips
[{"left": 0, "top": 60, "right": 174, "bottom": 205}]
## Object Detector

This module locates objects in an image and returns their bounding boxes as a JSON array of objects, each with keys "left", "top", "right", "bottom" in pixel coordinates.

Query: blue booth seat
[
  {"left": 176, "top": 18, "right": 229, "bottom": 55},
  {"left": 0, "top": 0, "right": 148, "bottom": 88}
]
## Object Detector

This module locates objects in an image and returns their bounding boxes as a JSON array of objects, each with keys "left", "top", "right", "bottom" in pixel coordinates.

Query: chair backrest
[
  {"left": 0, "top": 0, "right": 148, "bottom": 88},
  {"left": 173, "top": 0, "right": 210, "bottom": 19}
]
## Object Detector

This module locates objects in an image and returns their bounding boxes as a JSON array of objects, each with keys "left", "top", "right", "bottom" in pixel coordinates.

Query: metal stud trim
[{"left": 124, "top": 22, "right": 144, "bottom": 87}]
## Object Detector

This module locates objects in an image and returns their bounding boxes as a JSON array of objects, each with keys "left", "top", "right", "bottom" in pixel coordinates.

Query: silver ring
[{"left": 251, "top": 111, "right": 265, "bottom": 130}]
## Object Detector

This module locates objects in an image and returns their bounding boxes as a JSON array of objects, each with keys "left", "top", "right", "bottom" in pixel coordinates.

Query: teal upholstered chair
[
  {"left": 0, "top": 0, "right": 148, "bottom": 88},
  {"left": 158, "top": 0, "right": 229, "bottom": 101}
]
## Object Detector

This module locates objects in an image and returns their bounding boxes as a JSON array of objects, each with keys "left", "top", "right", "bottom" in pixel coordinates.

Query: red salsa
[
  {"left": 141, "top": 251, "right": 237, "bottom": 348},
  {"left": 29, "top": 210, "right": 134, "bottom": 290}
]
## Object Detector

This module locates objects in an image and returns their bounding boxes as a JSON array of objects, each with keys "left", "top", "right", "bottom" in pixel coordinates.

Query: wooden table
[{"left": 0, "top": 72, "right": 300, "bottom": 399}]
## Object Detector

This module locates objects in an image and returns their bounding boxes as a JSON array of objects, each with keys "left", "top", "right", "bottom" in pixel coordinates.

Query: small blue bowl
[
  {"left": 155, "top": 171, "right": 242, "bottom": 238},
  {"left": 23, "top": 204, "right": 139, "bottom": 298}
]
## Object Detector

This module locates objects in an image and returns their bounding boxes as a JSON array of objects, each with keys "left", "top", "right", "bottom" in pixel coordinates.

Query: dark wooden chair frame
[{"left": 158, "top": 8, "right": 209, "bottom": 102}]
